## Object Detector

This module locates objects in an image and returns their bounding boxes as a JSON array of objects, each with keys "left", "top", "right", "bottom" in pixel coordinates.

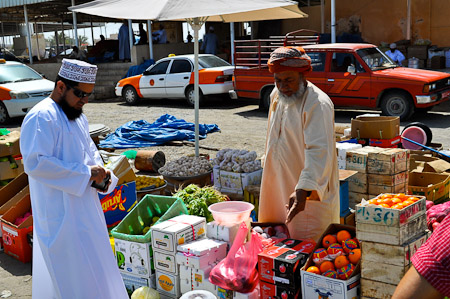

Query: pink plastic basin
[
  {"left": 401, "top": 126, "right": 427, "bottom": 150},
  {"left": 208, "top": 201, "right": 254, "bottom": 225}
]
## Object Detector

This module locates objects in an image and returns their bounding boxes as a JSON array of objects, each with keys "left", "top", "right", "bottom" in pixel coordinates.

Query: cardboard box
[
  {"left": 0, "top": 131, "right": 20, "bottom": 157},
  {"left": 368, "top": 181, "right": 407, "bottom": 196},
  {"left": 176, "top": 238, "right": 227, "bottom": 269},
  {"left": 351, "top": 116, "right": 400, "bottom": 139},
  {"left": 367, "top": 171, "right": 408, "bottom": 195},
  {"left": 408, "top": 171, "right": 450, "bottom": 203},
  {"left": 1, "top": 193, "right": 33, "bottom": 263},
  {"left": 121, "top": 272, "right": 156, "bottom": 295},
  {"left": 368, "top": 135, "right": 402, "bottom": 148},
  {"left": 260, "top": 281, "right": 300, "bottom": 299},
  {"left": 301, "top": 272, "right": 360, "bottom": 299},
  {"left": 156, "top": 269, "right": 181, "bottom": 298},
  {"left": 300, "top": 224, "right": 360, "bottom": 299},
  {"left": 0, "top": 158, "right": 24, "bottom": 180},
  {"left": 423, "top": 159, "right": 450, "bottom": 173},
  {"left": 0, "top": 172, "right": 28, "bottom": 216},
  {"left": 202, "top": 279, "right": 234, "bottom": 299},
  {"left": 99, "top": 181, "right": 138, "bottom": 228},
  {"left": 154, "top": 250, "right": 177, "bottom": 274},
  {"left": 206, "top": 218, "right": 252, "bottom": 247},
  {"left": 367, "top": 148, "right": 409, "bottom": 175},
  {"left": 360, "top": 278, "right": 397, "bottom": 299},
  {"left": 258, "top": 239, "right": 315, "bottom": 289},
  {"left": 151, "top": 215, "right": 206, "bottom": 254},
  {"left": 105, "top": 155, "right": 137, "bottom": 186},
  {"left": 115, "top": 238, "right": 153, "bottom": 277},
  {"left": 233, "top": 286, "right": 260, "bottom": 299},
  {"left": 214, "top": 167, "right": 262, "bottom": 195},
  {"left": 346, "top": 146, "right": 385, "bottom": 173},
  {"left": 179, "top": 263, "right": 216, "bottom": 294},
  {"left": 348, "top": 191, "right": 369, "bottom": 210},
  {"left": 336, "top": 143, "right": 362, "bottom": 170}
]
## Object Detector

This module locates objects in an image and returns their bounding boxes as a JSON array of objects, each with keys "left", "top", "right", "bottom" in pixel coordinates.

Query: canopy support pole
[
  {"left": 147, "top": 20, "right": 153, "bottom": 59},
  {"left": 128, "top": 19, "right": 133, "bottom": 57},
  {"left": 90, "top": 18, "right": 95, "bottom": 45},
  {"left": 331, "top": 0, "right": 336, "bottom": 43},
  {"left": 406, "top": 0, "right": 411, "bottom": 40},
  {"left": 71, "top": 0, "right": 79, "bottom": 47},
  {"left": 187, "top": 17, "right": 208, "bottom": 157},
  {"left": 321, "top": 0, "right": 325, "bottom": 33},
  {"left": 230, "top": 22, "right": 235, "bottom": 65},
  {"left": 61, "top": 19, "right": 66, "bottom": 55},
  {"left": 35, "top": 22, "right": 40, "bottom": 60},
  {"left": 24, "top": 5, "right": 33, "bottom": 64},
  {"left": 1, "top": 21, "right": 5, "bottom": 50}
]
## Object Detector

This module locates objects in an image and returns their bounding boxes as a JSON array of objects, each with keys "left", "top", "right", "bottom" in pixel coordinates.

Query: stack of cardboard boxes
[
  {"left": 0, "top": 131, "right": 23, "bottom": 184},
  {"left": 356, "top": 195, "right": 428, "bottom": 299},
  {"left": 346, "top": 147, "right": 409, "bottom": 209},
  {"left": 151, "top": 215, "right": 207, "bottom": 298}
]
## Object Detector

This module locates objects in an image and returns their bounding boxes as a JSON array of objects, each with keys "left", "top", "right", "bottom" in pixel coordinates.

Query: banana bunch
[{"left": 136, "top": 176, "right": 165, "bottom": 191}]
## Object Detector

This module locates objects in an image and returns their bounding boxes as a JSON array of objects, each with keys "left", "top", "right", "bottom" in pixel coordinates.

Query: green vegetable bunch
[{"left": 174, "top": 184, "right": 227, "bottom": 222}]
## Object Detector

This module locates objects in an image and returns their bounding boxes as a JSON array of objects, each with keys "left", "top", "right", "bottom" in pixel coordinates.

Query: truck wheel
[
  {"left": 0, "top": 102, "right": 10, "bottom": 125},
  {"left": 185, "top": 86, "right": 204, "bottom": 107},
  {"left": 259, "top": 88, "right": 273, "bottom": 111},
  {"left": 123, "top": 86, "right": 139, "bottom": 105},
  {"left": 381, "top": 91, "right": 414, "bottom": 121}
]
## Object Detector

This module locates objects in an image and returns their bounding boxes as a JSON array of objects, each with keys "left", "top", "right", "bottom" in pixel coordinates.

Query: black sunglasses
[{"left": 66, "top": 85, "right": 93, "bottom": 99}]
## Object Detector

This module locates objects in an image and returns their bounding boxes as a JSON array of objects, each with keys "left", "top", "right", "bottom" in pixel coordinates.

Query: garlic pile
[
  {"left": 211, "top": 149, "right": 262, "bottom": 173},
  {"left": 159, "top": 156, "right": 212, "bottom": 177}
]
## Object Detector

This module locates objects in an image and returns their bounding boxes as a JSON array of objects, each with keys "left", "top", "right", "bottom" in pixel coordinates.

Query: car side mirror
[{"left": 347, "top": 65, "right": 356, "bottom": 75}]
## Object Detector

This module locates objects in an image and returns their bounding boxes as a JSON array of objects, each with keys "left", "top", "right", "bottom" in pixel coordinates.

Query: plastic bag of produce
[
  {"left": 131, "top": 286, "right": 160, "bottom": 299},
  {"left": 209, "top": 222, "right": 263, "bottom": 293}
]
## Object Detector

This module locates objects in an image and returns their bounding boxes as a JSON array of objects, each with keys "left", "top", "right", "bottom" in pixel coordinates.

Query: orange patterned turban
[{"left": 268, "top": 46, "right": 312, "bottom": 74}]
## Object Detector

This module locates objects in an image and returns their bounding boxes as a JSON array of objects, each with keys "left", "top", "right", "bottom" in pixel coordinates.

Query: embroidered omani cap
[{"left": 58, "top": 59, "right": 97, "bottom": 84}]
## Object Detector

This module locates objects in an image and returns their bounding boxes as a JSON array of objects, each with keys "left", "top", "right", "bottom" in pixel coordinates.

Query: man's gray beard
[{"left": 278, "top": 82, "right": 306, "bottom": 105}]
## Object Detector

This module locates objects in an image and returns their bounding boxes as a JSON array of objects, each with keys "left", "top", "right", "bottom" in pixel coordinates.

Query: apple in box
[{"left": 258, "top": 239, "right": 315, "bottom": 289}]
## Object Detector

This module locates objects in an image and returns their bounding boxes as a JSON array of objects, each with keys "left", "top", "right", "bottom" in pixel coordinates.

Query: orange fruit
[
  {"left": 368, "top": 198, "right": 378, "bottom": 205},
  {"left": 382, "top": 198, "right": 393, "bottom": 206},
  {"left": 391, "top": 204, "right": 403, "bottom": 209},
  {"left": 376, "top": 198, "right": 384, "bottom": 205},
  {"left": 396, "top": 193, "right": 407, "bottom": 200},
  {"left": 322, "top": 234, "right": 338, "bottom": 249},
  {"left": 334, "top": 255, "right": 350, "bottom": 269},
  {"left": 379, "top": 203, "right": 391, "bottom": 208},
  {"left": 392, "top": 197, "right": 402, "bottom": 205},
  {"left": 337, "top": 230, "right": 352, "bottom": 244},
  {"left": 349, "top": 249, "right": 361, "bottom": 265},
  {"left": 380, "top": 194, "right": 393, "bottom": 199},
  {"left": 306, "top": 266, "right": 321, "bottom": 275},
  {"left": 408, "top": 196, "right": 420, "bottom": 202},
  {"left": 319, "top": 261, "right": 335, "bottom": 273}
]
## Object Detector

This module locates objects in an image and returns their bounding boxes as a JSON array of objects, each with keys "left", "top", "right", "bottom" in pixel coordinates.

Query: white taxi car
[
  {"left": 115, "top": 54, "right": 235, "bottom": 106},
  {"left": 0, "top": 59, "right": 54, "bottom": 124}
]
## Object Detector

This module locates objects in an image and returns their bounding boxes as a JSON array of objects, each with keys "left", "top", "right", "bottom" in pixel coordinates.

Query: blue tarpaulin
[{"left": 99, "top": 114, "right": 220, "bottom": 149}]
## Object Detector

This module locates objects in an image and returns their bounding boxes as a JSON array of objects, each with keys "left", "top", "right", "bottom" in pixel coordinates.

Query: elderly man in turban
[
  {"left": 258, "top": 47, "right": 340, "bottom": 242},
  {"left": 20, "top": 59, "right": 128, "bottom": 298}
]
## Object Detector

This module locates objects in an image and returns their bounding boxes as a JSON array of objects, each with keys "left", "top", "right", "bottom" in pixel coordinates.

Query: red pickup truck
[{"left": 230, "top": 32, "right": 450, "bottom": 120}]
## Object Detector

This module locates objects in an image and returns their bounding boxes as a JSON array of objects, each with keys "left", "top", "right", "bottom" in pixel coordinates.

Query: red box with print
[{"left": 1, "top": 193, "right": 33, "bottom": 263}]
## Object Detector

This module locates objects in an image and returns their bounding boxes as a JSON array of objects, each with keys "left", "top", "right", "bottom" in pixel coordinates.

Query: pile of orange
[{"left": 367, "top": 193, "right": 420, "bottom": 210}]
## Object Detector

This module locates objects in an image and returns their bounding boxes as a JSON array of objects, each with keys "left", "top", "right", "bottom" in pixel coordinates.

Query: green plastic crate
[{"left": 111, "top": 194, "right": 188, "bottom": 243}]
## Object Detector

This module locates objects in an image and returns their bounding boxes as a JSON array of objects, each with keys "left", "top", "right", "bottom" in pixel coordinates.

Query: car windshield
[
  {"left": 0, "top": 64, "right": 42, "bottom": 84},
  {"left": 357, "top": 47, "right": 397, "bottom": 71},
  {"left": 198, "top": 56, "right": 231, "bottom": 68}
]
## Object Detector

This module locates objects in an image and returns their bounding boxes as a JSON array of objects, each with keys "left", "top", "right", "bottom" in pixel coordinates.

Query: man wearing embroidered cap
[
  {"left": 20, "top": 59, "right": 128, "bottom": 298},
  {"left": 258, "top": 47, "right": 340, "bottom": 242}
]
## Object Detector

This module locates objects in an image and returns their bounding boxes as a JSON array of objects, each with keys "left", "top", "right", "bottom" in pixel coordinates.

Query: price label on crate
[{"left": 357, "top": 206, "right": 396, "bottom": 226}]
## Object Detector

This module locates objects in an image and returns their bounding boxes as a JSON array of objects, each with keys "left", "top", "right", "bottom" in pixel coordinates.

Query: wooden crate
[
  {"left": 368, "top": 171, "right": 408, "bottom": 186},
  {"left": 361, "top": 233, "right": 428, "bottom": 267},
  {"left": 356, "top": 212, "right": 427, "bottom": 245},
  {"left": 356, "top": 196, "right": 426, "bottom": 227},
  {"left": 346, "top": 147, "right": 385, "bottom": 173},
  {"left": 361, "top": 260, "right": 409, "bottom": 285},
  {"left": 368, "top": 182, "right": 407, "bottom": 196},
  {"left": 348, "top": 172, "right": 368, "bottom": 193},
  {"left": 361, "top": 278, "right": 397, "bottom": 299},
  {"left": 349, "top": 192, "right": 369, "bottom": 209},
  {"left": 367, "top": 148, "right": 409, "bottom": 175}
]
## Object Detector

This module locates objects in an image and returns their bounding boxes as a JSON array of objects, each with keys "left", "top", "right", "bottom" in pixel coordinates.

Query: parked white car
[
  {"left": 0, "top": 60, "right": 54, "bottom": 124},
  {"left": 115, "top": 54, "right": 235, "bottom": 106}
]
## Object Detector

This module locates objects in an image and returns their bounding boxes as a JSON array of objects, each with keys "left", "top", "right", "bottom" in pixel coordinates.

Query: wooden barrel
[{"left": 135, "top": 150, "right": 166, "bottom": 172}]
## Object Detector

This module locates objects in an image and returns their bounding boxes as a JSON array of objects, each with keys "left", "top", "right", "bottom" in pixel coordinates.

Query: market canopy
[
  {"left": 69, "top": 0, "right": 307, "bottom": 21},
  {"left": 70, "top": 0, "right": 307, "bottom": 156}
]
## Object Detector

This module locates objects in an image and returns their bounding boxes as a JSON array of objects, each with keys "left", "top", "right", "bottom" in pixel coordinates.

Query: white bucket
[{"left": 408, "top": 57, "right": 419, "bottom": 69}]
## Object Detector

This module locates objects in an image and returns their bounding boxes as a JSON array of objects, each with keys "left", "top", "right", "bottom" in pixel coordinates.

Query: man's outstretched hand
[{"left": 285, "top": 189, "right": 309, "bottom": 224}]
